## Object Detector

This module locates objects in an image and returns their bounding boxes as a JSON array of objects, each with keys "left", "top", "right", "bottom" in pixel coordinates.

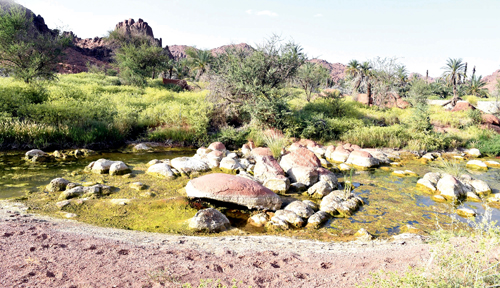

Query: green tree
[
  {"left": 185, "top": 48, "right": 213, "bottom": 79},
  {"left": 345, "top": 59, "right": 361, "bottom": 92},
  {"left": 442, "top": 58, "right": 466, "bottom": 106},
  {"left": 108, "top": 28, "right": 169, "bottom": 86},
  {"left": 0, "top": 4, "right": 70, "bottom": 83},
  {"left": 208, "top": 36, "right": 305, "bottom": 128},
  {"left": 466, "top": 75, "right": 488, "bottom": 97},
  {"left": 296, "top": 62, "right": 330, "bottom": 102}
]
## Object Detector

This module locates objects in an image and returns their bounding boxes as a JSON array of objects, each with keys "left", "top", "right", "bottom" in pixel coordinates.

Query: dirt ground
[{"left": 0, "top": 201, "right": 430, "bottom": 288}]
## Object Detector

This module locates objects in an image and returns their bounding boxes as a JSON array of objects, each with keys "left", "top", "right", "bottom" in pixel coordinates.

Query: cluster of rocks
[
  {"left": 182, "top": 140, "right": 368, "bottom": 232},
  {"left": 24, "top": 149, "right": 96, "bottom": 163},
  {"left": 416, "top": 172, "right": 491, "bottom": 204},
  {"left": 86, "top": 159, "right": 131, "bottom": 176},
  {"left": 45, "top": 178, "right": 113, "bottom": 211}
]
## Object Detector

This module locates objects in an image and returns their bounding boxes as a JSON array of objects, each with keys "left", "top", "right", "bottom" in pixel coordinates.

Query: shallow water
[
  {"left": 2, "top": 149, "right": 500, "bottom": 237},
  {"left": 0, "top": 150, "right": 194, "bottom": 199}
]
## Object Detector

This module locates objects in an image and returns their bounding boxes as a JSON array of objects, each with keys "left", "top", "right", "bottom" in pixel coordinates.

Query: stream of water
[{"left": 1, "top": 149, "right": 499, "bottom": 236}]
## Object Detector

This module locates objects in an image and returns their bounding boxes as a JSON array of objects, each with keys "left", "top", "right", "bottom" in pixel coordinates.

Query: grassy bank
[
  {"left": 0, "top": 73, "right": 498, "bottom": 153},
  {"left": 0, "top": 73, "right": 210, "bottom": 150}
]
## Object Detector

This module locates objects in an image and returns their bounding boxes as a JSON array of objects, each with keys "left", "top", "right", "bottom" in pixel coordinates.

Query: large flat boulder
[{"left": 185, "top": 173, "right": 282, "bottom": 210}]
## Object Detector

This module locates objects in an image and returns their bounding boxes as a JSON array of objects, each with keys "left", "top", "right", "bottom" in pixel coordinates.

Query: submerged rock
[
  {"left": 456, "top": 207, "right": 476, "bottom": 218},
  {"left": 466, "top": 160, "right": 488, "bottom": 171},
  {"left": 189, "top": 208, "right": 230, "bottom": 233},
  {"left": 25, "top": 149, "right": 52, "bottom": 162},
  {"left": 185, "top": 173, "right": 282, "bottom": 210},
  {"left": 320, "top": 190, "right": 363, "bottom": 217},
  {"left": 133, "top": 143, "right": 152, "bottom": 151}
]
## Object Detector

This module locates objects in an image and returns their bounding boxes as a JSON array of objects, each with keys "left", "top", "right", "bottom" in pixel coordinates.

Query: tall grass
[{"left": 0, "top": 74, "right": 210, "bottom": 149}]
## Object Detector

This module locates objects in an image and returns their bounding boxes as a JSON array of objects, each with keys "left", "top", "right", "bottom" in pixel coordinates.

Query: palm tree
[
  {"left": 359, "top": 61, "right": 373, "bottom": 99},
  {"left": 467, "top": 75, "right": 488, "bottom": 97},
  {"left": 442, "top": 58, "right": 466, "bottom": 106},
  {"left": 396, "top": 65, "right": 409, "bottom": 87},
  {"left": 346, "top": 60, "right": 361, "bottom": 92},
  {"left": 185, "top": 48, "right": 213, "bottom": 79}
]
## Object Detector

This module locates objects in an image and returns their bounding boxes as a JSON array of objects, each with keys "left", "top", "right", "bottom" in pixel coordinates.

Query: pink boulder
[
  {"left": 185, "top": 173, "right": 282, "bottom": 210},
  {"left": 208, "top": 142, "right": 226, "bottom": 151},
  {"left": 279, "top": 147, "right": 321, "bottom": 172}
]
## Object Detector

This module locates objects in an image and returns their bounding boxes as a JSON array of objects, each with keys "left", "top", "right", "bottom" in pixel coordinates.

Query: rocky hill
[
  {"left": 308, "top": 59, "right": 346, "bottom": 83},
  {"left": 483, "top": 70, "right": 499, "bottom": 92}
]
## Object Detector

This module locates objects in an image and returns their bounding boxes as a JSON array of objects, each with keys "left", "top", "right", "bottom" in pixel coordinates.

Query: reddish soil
[{"left": 0, "top": 202, "right": 430, "bottom": 288}]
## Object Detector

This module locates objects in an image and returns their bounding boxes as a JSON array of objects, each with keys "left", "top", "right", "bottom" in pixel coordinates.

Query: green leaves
[{"left": 0, "top": 4, "right": 69, "bottom": 83}]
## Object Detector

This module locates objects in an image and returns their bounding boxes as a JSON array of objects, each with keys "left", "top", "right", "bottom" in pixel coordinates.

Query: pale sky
[{"left": 17, "top": 0, "right": 500, "bottom": 77}]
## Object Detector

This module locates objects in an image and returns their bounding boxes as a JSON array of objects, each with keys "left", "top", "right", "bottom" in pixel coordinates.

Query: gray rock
[
  {"left": 25, "top": 149, "right": 51, "bottom": 162},
  {"left": 320, "top": 191, "right": 363, "bottom": 216},
  {"left": 59, "top": 186, "right": 85, "bottom": 200},
  {"left": 171, "top": 157, "right": 210, "bottom": 175},
  {"left": 287, "top": 167, "right": 318, "bottom": 187},
  {"left": 109, "top": 161, "right": 131, "bottom": 176},
  {"left": 147, "top": 163, "right": 175, "bottom": 179},
  {"left": 273, "top": 210, "right": 304, "bottom": 228},
  {"left": 263, "top": 177, "right": 290, "bottom": 194},
  {"left": 303, "top": 200, "right": 318, "bottom": 211},
  {"left": 307, "top": 181, "right": 333, "bottom": 198},
  {"left": 248, "top": 213, "right": 269, "bottom": 227},
  {"left": 189, "top": 208, "right": 230, "bottom": 233},
  {"left": 46, "top": 178, "right": 70, "bottom": 192},
  {"left": 219, "top": 157, "right": 241, "bottom": 172},
  {"left": 284, "top": 201, "right": 314, "bottom": 219},
  {"left": 306, "top": 211, "right": 329, "bottom": 228},
  {"left": 91, "top": 159, "right": 115, "bottom": 174},
  {"left": 436, "top": 174, "right": 465, "bottom": 200},
  {"left": 133, "top": 143, "right": 151, "bottom": 151},
  {"left": 55, "top": 200, "right": 71, "bottom": 209}
]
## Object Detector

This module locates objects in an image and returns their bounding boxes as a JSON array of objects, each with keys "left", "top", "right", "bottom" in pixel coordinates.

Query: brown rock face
[
  {"left": 451, "top": 101, "right": 476, "bottom": 112},
  {"left": 185, "top": 174, "right": 282, "bottom": 210}
]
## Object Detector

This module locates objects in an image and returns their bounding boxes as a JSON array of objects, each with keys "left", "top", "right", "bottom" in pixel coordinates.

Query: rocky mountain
[
  {"left": 483, "top": 70, "right": 499, "bottom": 92},
  {"left": 308, "top": 59, "right": 346, "bottom": 83},
  {"left": 167, "top": 43, "right": 255, "bottom": 61},
  {"left": 168, "top": 45, "right": 194, "bottom": 60}
]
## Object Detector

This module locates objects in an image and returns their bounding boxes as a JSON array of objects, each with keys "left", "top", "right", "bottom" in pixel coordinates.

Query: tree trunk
[
  {"left": 472, "top": 66, "right": 476, "bottom": 78},
  {"left": 451, "top": 77, "right": 459, "bottom": 106},
  {"left": 367, "top": 82, "right": 372, "bottom": 105},
  {"left": 464, "top": 62, "right": 468, "bottom": 82},
  {"left": 426, "top": 70, "right": 428, "bottom": 82}
]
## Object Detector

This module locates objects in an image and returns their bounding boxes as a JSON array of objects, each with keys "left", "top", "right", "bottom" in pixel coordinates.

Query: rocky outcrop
[{"left": 185, "top": 173, "right": 282, "bottom": 210}]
